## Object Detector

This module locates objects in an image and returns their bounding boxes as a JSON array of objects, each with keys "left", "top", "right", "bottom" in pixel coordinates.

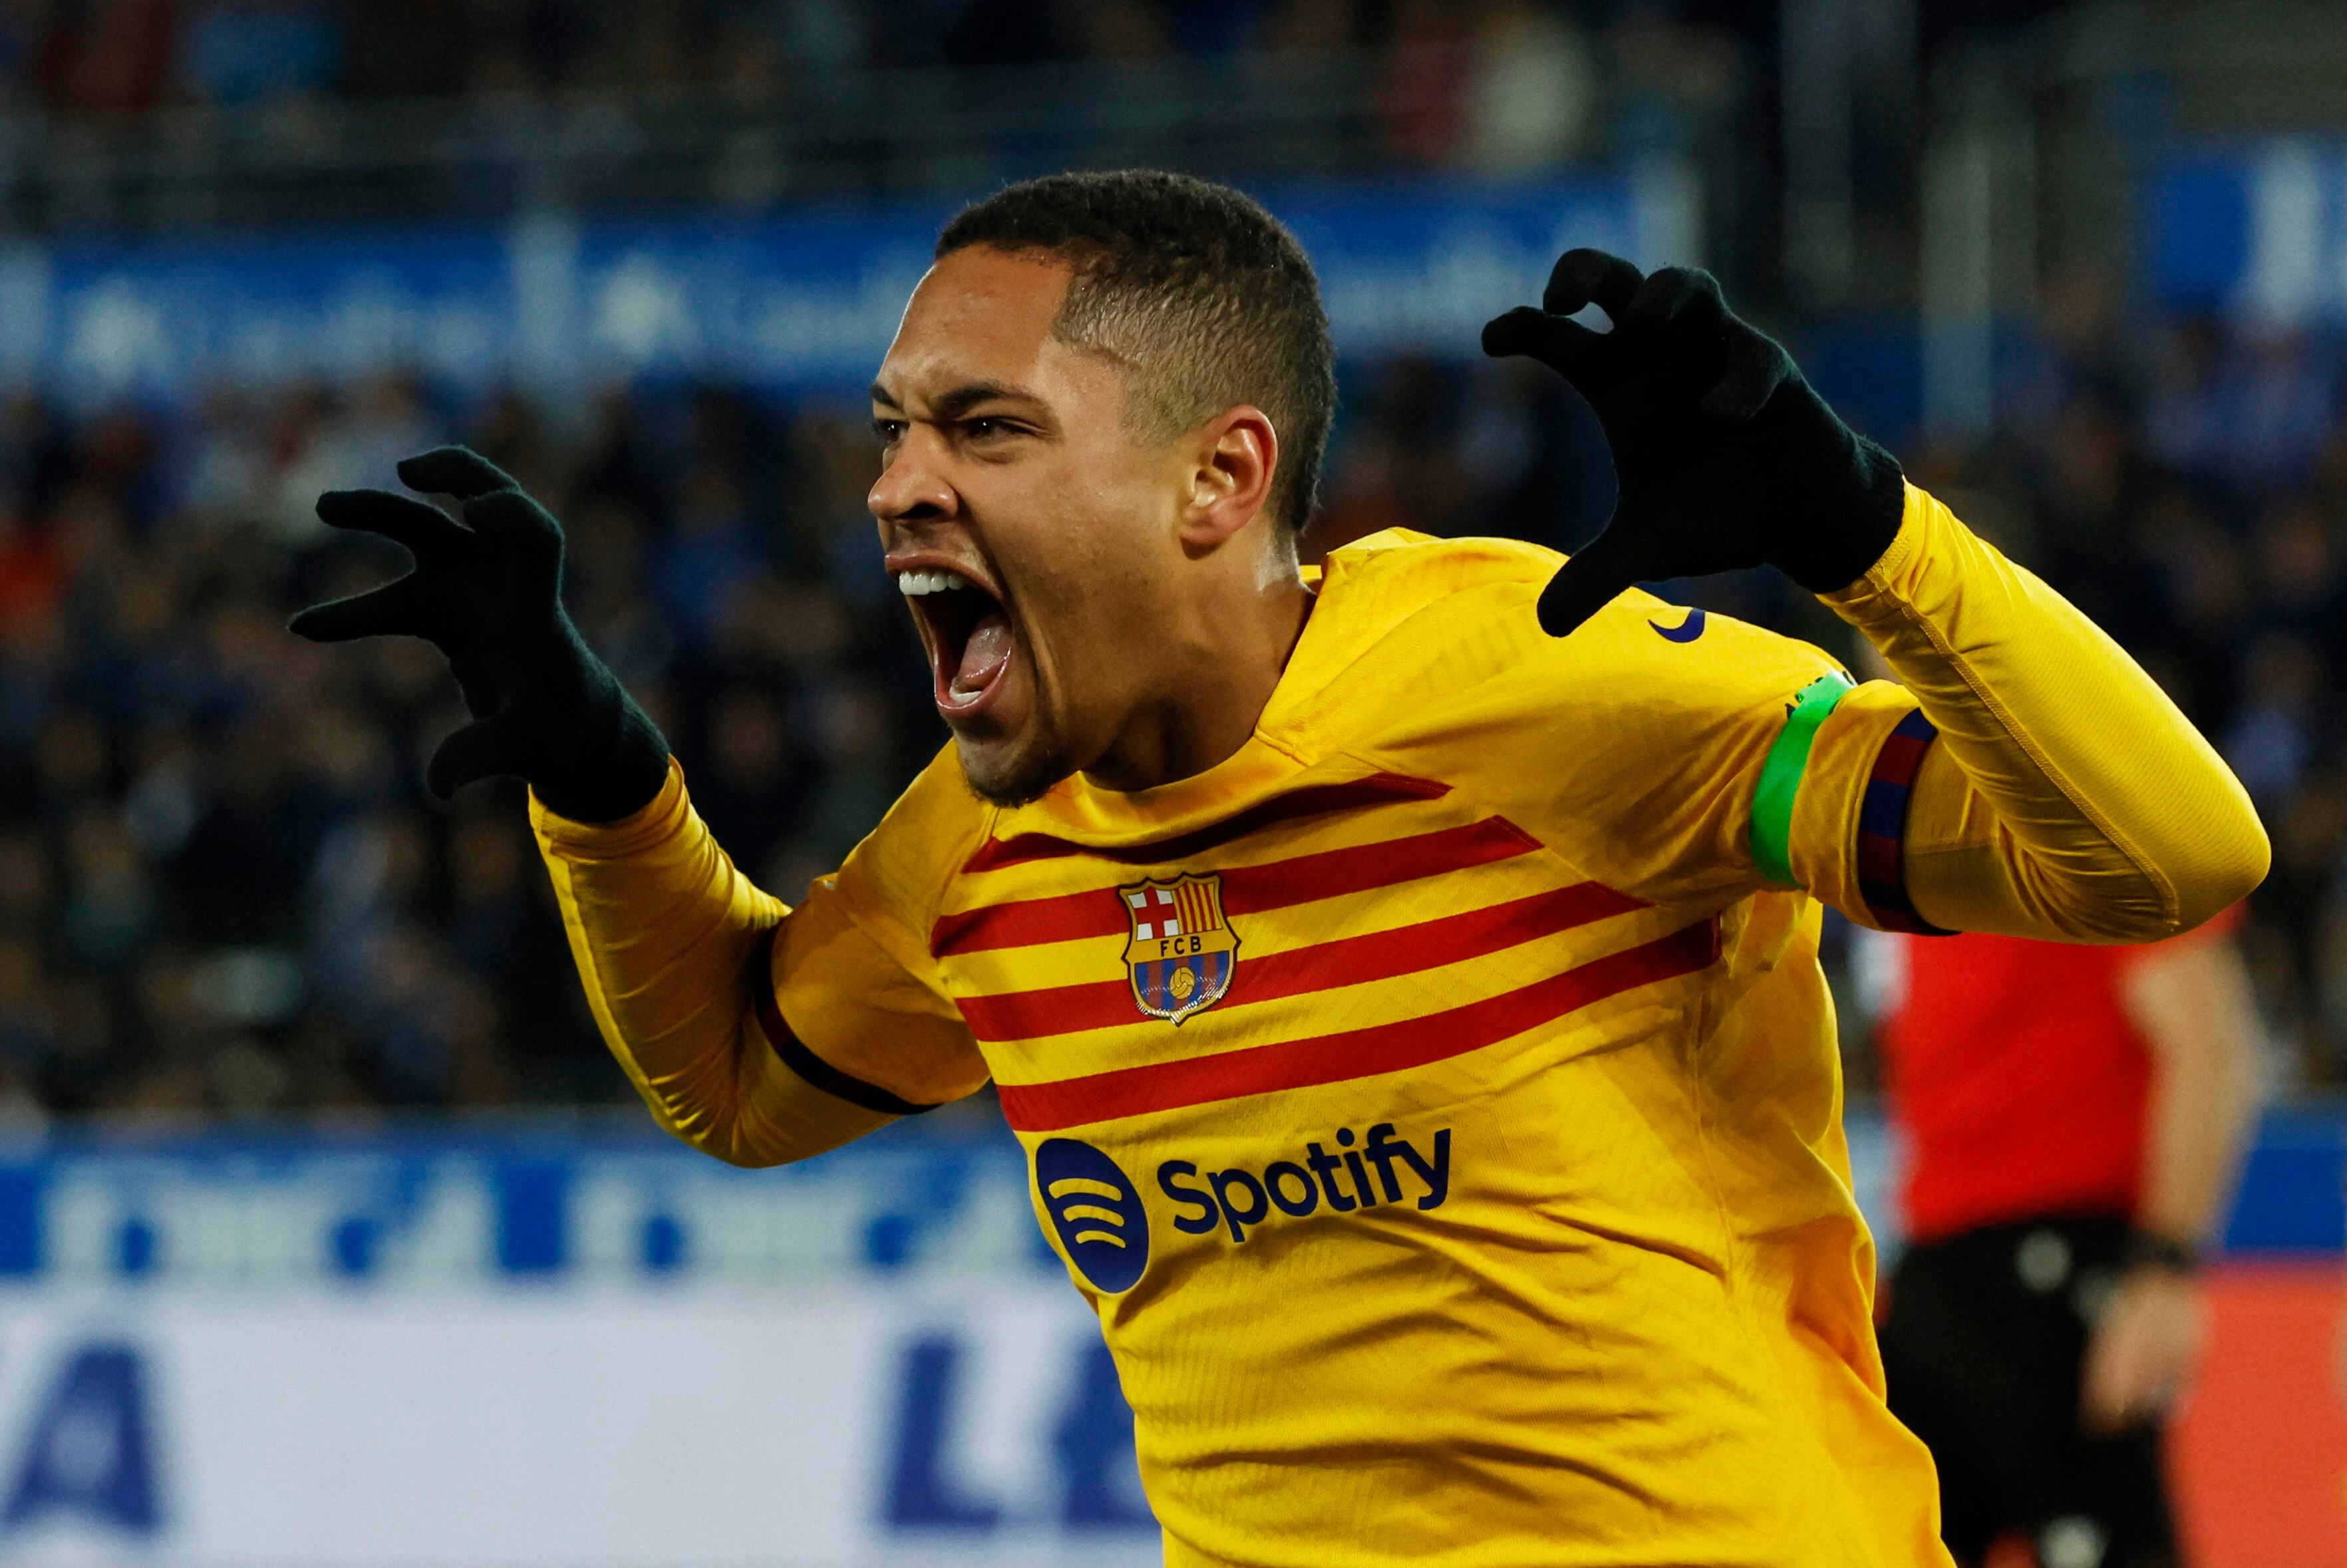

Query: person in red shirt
[{"left": 1872, "top": 912, "right": 2263, "bottom": 1568}]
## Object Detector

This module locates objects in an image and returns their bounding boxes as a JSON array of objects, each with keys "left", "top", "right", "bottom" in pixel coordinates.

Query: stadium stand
[{"left": 0, "top": 291, "right": 2343, "bottom": 1120}]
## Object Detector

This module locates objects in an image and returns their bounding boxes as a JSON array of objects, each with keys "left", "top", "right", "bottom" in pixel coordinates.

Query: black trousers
[{"left": 1879, "top": 1214, "right": 2181, "bottom": 1568}]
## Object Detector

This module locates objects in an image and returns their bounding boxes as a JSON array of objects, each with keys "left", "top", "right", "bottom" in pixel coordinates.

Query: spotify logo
[{"left": 1032, "top": 1138, "right": 1150, "bottom": 1294}]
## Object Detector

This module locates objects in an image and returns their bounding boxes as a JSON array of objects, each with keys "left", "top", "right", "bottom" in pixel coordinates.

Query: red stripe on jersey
[
  {"left": 955, "top": 880, "right": 1648, "bottom": 1041},
  {"left": 960, "top": 774, "right": 1450, "bottom": 872},
  {"left": 930, "top": 816, "right": 1542, "bottom": 956},
  {"left": 995, "top": 919, "right": 1720, "bottom": 1130}
]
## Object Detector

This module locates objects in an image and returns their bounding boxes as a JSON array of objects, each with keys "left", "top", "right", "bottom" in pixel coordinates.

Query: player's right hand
[
  {"left": 1482, "top": 249, "right": 1908, "bottom": 637},
  {"left": 2081, "top": 1263, "right": 2206, "bottom": 1433},
  {"left": 289, "top": 446, "right": 671, "bottom": 822}
]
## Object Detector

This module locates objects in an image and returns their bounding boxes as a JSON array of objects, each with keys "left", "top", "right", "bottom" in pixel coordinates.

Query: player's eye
[
  {"left": 963, "top": 413, "right": 1040, "bottom": 444},
  {"left": 869, "top": 417, "right": 905, "bottom": 445}
]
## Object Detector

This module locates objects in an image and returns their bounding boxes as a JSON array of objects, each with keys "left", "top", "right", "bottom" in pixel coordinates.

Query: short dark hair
[{"left": 936, "top": 170, "right": 1336, "bottom": 536}]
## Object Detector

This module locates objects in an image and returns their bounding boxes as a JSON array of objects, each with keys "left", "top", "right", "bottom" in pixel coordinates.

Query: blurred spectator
[
  {"left": 2225, "top": 634, "right": 2322, "bottom": 810},
  {"left": 943, "top": 0, "right": 1072, "bottom": 68},
  {"left": 1068, "top": 0, "right": 1172, "bottom": 62},
  {"left": 0, "top": 934, "right": 54, "bottom": 1076},
  {"left": 2146, "top": 321, "right": 2337, "bottom": 490},
  {"left": 1460, "top": 0, "right": 1595, "bottom": 174},
  {"left": 691, "top": 687, "right": 804, "bottom": 880},
  {"left": 798, "top": 677, "right": 901, "bottom": 867},
  {"left": 1376, "top": 0, "right": 1465, "bottom": 168},
  {"left": 39, "top": 0, "right": 177, "bottom": 118},
  {"left": 1262, "top": 0, "right": 1356, "bottom": 55},
  {"left": 1605, "top": 1, "right": 1740, "bottom": 159},
  {"left": 776, "top": 0, "right": 870, "bottom": 71},
  {"left": 0, "top": 513, "right": 64, "bottom": 625},
  {"left": 61, "top": 808, "right": 156, "bottom": 969},
  {"left": 179, "top": 1, "right": 347, "bottom": 105},
  {"left": 653, "top": 464, "right": 762, "bottom": 643}
]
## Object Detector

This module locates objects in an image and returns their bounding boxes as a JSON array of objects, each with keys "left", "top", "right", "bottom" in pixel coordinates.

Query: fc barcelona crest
[{"left": 1118, "top": 873, "right": 1239, "bottom": 1024}]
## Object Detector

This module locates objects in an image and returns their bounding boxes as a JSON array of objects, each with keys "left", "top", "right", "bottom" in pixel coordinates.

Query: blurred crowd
[
  {"left": 1, "top": 270, "right": 2344, "bottom": 1122},
  {"left": 0, "top": 0, "right": 1745, "bottom": 173},
  {"left": 0, "top": 375, "right": 927, "bottom": 1118},
  {"left": 0, "top": 350, "right": 1601, "bottom": 1121}
]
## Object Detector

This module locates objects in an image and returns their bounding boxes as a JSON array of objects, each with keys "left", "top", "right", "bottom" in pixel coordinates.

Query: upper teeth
[{"left": 897, "top": 569, "right": 971, "bottom": 596}]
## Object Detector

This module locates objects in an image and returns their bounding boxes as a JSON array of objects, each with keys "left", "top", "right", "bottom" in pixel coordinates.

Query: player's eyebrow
[{"left": 870, "top": 378, "right": 1050, "bottom": 426}]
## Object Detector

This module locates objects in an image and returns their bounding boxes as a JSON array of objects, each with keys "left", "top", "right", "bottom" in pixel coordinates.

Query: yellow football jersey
[{"left": 764, "top": 529, "right": 1954, "bottom": 1567}]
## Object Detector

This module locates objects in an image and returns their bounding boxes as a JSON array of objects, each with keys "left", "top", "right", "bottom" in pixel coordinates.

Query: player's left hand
[
  {"left": 2080, "top": 1263, "right": 2207, "bottom": 1434},
  {"left": 1482, "top": 249, "right": 1907, "bottom": 637}
]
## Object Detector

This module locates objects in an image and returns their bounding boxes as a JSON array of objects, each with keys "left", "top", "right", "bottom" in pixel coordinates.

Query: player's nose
[{"left": 867, "top": 435, "right": 958, "bottom": 525}]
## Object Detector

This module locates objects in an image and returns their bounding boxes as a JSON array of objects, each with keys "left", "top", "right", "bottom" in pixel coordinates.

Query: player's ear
[{"left": 1178, "top": 405, "right": 1278, "bottom": 553}]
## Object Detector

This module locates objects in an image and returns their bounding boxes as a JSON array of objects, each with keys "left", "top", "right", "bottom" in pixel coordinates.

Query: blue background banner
[
  {"left": 0, "top": 173, "right": 1692, "bottom": 405},
  {"left": 0, "top": 1107, "right": 2335, "bottom": 1289},
  {"left": 2146, "top": 138, "right": 2347, "bottom": 321}
]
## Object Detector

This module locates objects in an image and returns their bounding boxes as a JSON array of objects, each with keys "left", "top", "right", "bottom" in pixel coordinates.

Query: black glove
[
  {"left": 289, "top": 446, "right": 671, "bottom": 823},
  {"left": 1482, "top": 249, "right": 1906, "bottom": 637}
]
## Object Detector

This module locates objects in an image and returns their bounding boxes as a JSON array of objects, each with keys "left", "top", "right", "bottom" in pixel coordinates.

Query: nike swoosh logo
[{"left": 1650, "top": 609, "right": 1706, "bottom": 643}]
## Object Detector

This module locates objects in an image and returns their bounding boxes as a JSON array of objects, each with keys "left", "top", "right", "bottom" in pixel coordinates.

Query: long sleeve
[
  {"left": 1821, "top": 484, "right": 2269, "bottom": 942},
  {"left": 531, "top": 758, "right": 987, "bottom": 1167}
]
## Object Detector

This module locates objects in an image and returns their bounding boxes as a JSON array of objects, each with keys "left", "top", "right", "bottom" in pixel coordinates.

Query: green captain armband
[{"left": 1748, "top": 671, "right": 1855, "bottom": 888}]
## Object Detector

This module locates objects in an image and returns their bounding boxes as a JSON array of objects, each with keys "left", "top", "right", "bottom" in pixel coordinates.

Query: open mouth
[{"left": 896, "top": 567, "right": 1015, "bottom": 718}]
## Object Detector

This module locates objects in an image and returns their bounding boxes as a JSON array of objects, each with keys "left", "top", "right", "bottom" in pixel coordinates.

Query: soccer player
[
  {"left": 1871, "top": 917, "right": 2263, "bottom": 1568},
  {"left": 288, "top": 172, "right": 2267, "bottom": 1566}
]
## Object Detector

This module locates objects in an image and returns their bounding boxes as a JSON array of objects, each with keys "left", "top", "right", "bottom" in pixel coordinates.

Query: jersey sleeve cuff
[
  {"left": 530, "top": 756, "right": 690, "bottom": 856},
  {"left": 1819, "top": 480, "right": 1933, "bottom": 615}
]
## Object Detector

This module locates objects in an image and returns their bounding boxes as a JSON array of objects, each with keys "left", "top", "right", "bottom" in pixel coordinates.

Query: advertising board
[
  {"left": 2, "top": 1283, "right": 1157, "bottom": 1567},
  {"left": 0, "top": 168, "right": 1696, "bottom": 406},
  {"left": 0, "top": 1114, "right": 2337, "bottom": 1566}
]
